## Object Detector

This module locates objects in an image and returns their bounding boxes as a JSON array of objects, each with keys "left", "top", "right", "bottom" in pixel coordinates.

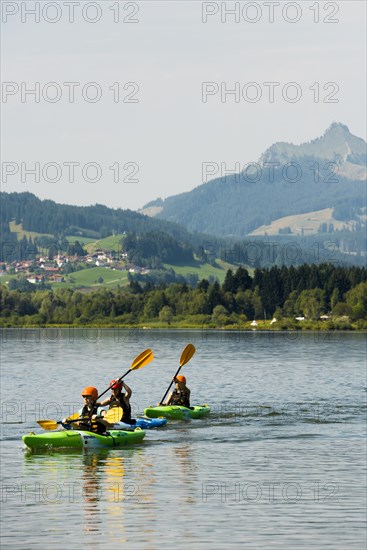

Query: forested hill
[
  {"left": 0, "top": 191, "right": 195, "bottom": 241},
  {"left": 1, "top": 192, "right": 208, "bottom": 264},
  {"left": 141, "top": 123, "right": 366, "bottom": 237}
]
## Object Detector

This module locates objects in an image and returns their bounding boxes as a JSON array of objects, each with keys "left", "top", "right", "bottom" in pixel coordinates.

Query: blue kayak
[{"left": 113, "top": 417, "right": 167, "bottom": 430}]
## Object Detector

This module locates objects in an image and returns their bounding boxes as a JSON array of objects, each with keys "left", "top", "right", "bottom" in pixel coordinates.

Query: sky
[{"left": 1, "top": 0, "right": 366, "bottom": 211}]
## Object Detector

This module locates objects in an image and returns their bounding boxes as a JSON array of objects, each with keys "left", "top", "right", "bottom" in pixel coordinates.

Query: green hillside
[
  {"left": 9, "top": 220, "right": 52, "bottom": 240},
  {"left": 85, "top": 234, "right": 126, "bottom": 254},
  {"left": 54, "top": 267, "right": 129, "bottom": 289},
  {"left": 164, "top": 259, "right": 244, "bottom": 283},
  {"left": 64, "top": 235, "right": 96, "bottom": 245}
]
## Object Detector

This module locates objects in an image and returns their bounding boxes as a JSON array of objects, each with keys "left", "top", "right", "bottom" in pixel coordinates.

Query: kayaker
[
  {"left": 163, "top": 375, "right": 191, "bottom": 407},
  {"left": 63, "top": 386, "right": 109, "bottom": 434},
  {"left": 100, "top": 379, "right": 134, "bottom": 423}
]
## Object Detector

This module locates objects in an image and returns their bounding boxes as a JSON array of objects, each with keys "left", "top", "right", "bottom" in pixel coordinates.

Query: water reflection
[
  {"left": 22, "top": 446, "right": 158, "bottom": 544},
  {"left": 82, "top": 452, "right": 103, "bottom": 533},
  {"left": 173, "top": 443, "right": 198, "bottom": 505}
]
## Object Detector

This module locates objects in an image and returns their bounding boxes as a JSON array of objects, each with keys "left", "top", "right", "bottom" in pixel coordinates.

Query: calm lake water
[{"left": 0, "top": 329, "right": 366, "bottom": 549}]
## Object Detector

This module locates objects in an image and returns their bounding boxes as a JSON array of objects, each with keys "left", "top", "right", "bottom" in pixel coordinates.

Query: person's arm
[
  {"left": 122, "top": 381, "right": 132, "bottom": 398},
  {"left": 99, "top": 397, "right": 111, "bottom": 407},
  {"left": 159, "top": 391, "right": 173, "bottom": 406}
]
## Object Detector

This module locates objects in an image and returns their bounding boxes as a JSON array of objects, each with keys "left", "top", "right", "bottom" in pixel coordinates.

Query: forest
[
  {"left": 1, "top": 264, "right": 366, "bottom": 329},
  {"left": 0, "top": 191, "right": 199, "bottom": 263},
  {"left": 0, "top": 191, "right": 193, "bottom": 239}
]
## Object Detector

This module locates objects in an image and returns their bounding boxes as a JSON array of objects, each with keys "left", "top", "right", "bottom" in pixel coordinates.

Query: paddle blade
[
  {"left": 180, "top": 344, "right": 196, "bottom": 367},
  {"left": 131, "top": 349, "right": 154, "bottom": 371},
  {"left": 37, "top": 420, "right": 59, "bottom": 431},
  {"left": 68, "top": 411, "right": 81, "bottom": 421},
  {"left": 104, "top": 407, "right": 123, "bottom": 423},
  {"left": 37, "top": 411, "right": 80, "bottom": 431}
]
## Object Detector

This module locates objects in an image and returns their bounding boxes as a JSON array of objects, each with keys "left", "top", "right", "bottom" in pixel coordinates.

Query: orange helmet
[
  {"left": 81, "top": 386, "right": 98, "bottom": 401},
  {"left": 110, "top": 379, "right": 122, "bottom": 391},
  {"left": 176, "top": 375, "right": 186, "bottom": 384}
]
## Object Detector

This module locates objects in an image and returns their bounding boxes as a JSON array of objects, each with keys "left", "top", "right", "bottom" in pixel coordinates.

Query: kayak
[
  {"left": 66, "top": 416, "right": 168, "bottom": 431},
  {"left": 22, "top": 428, "right": 145, "bottom": 451},
  {"left": 144, "top": 404, "right": 210, "bottom": 420},
  {"left": 113, "top": 417, "right": 167, "bottom": 430}
]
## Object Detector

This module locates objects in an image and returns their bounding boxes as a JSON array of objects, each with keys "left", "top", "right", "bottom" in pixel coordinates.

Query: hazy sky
[{"left": 1, "top": 0, "right": 366, "bottom": 210}]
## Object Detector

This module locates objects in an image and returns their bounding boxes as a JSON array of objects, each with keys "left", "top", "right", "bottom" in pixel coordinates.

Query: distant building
[{"left": 27, "top": 275, "right": 44, "bottom": 284}]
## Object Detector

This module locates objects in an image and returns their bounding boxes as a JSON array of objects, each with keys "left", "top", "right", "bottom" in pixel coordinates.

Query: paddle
[
  {"left": 102, "top": 407, "right": 123, "bottom": 424},
  {"left": 159, "top": 343, "right": 196, "bottom": 405},
  {"left": 97, "top": 348, "right": 154, "bottom": 400},
  {"left": 37, "top": 408, "right": 121, "bottom": 431},
  {"left": 37, "top": 411, "right": 81, "bottom": 431},
  {"left": 37, "top": 349, "right": 154, "bottom": 431}
]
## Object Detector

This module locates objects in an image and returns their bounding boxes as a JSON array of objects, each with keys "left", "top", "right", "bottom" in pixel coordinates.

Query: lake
[{"left": 0, "top": 329, "right": 366, "bottom": 549}]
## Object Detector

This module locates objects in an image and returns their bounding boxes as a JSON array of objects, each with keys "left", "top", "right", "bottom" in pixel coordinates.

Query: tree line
[{"left": 0, "top": 264, "right": 366, "bottom": 328}]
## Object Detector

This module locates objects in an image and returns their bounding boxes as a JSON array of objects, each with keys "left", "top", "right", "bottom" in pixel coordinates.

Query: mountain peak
[
  {"left": 324, "top": 122, "right": 350, "bottom": 135},
  {"left": 260, "top": 122, "right": 366, "bottom": 166}
]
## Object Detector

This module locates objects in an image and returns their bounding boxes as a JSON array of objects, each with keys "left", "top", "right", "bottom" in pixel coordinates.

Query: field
[
  {"left": 64, "top": 235, "right": 96, "bottom": 245},
  {"left": 9, "top": 221, "right": 53, "bottom": 240},
  {"left": 164, "top": 259, "right": 242, "bottom": 283},
  {"left": 85, "top": 234, "right": 126, "bottom": 254},
  {"left": 53, "top": 267, "right": 130, "bottom": 289},
  {"left": 249, "top": 208, "right": 355, "bottom": 236}
]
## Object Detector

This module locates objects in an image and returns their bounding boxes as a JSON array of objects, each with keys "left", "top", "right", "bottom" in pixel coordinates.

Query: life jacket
[
  {"left": 109, "top": 393, "right": 132, "bottom": 422},
  {"left": 79, "top": 402, "right": 105, "bottom": 434},
  {"left": 169, "top": 388, "right": 190, "bottom": 408}
]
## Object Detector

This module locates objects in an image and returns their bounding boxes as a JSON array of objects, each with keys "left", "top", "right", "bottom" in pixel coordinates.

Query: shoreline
[{"left": 0, "top": 322, "right": 366, "bottom": 332}]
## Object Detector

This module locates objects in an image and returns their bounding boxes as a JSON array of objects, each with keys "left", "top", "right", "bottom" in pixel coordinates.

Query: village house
[
  {"left": 41, "top": 266, "right": 60, "bottom": 274},
  {"left": 27, "top": 275, "right": 45, "bottom": 284},
  {"left": 48, "top": 274, "right": 65, "bottom": 283},
  {"left": 55, "top": 255, "right": 68, "bottom": 267},
  {"left": 14, "top": 261, "right": 33, "bottom": 273}
]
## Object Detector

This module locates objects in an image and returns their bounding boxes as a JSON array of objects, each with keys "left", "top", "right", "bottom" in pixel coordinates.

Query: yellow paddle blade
[
  {"left": 104, "top": 407, "right": 123, "bottom": 423},
  {"left": 131, "top": 349, "right": 154, "bottom": 371},
  {"left": 98, "top": 349, "right": 154, "bottom": 401},
  {"left": 37, "top": 411, "right": 80, "bottom": 431},
  {"left": 180, "top": 344, "right": 196, "bottom": 367},
  {"left": 37, "top": 419, "right": 59, "bottom": 431},
  {"left": 67, "top": 411, "right": 81, "bottom": 421}
]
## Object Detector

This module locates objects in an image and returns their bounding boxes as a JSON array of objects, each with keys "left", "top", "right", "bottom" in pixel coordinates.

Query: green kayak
[
  {"left": 144, "top": 404, "right": 210, "bottom": 420},
  {"left": 22, "top": 428, "right": 145, "bottom": 451}
]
